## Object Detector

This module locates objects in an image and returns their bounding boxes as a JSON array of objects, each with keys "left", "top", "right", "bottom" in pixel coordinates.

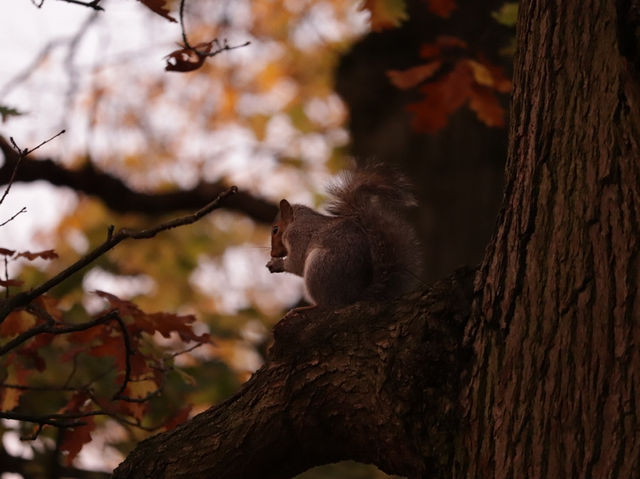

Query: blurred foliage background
[{"left": 0, "top": 0, "right": 515, "bottom": 477}]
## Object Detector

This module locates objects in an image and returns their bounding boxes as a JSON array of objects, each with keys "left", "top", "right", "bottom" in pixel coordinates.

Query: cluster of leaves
[
  {"left": 0, "top": 236, "right": 214, "bottom": 464},
  {"left": 387, "top": 36, "right": 511, "bottom": 133}
]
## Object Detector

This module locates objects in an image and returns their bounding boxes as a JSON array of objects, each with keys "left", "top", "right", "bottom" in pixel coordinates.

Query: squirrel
[{"left": 266, "top": 164, "right": 421, "bottom": 310}]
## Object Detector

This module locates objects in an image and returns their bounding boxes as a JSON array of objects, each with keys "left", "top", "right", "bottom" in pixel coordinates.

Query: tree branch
[
  {"left": 112, "top": 267, "right": 475, "bottom": 479},
  {"left": 0, "top": 186, "right": 237, "bottom": 322},
  {"left": 0, "top": 136, "right": 277, "bottom": 223}
]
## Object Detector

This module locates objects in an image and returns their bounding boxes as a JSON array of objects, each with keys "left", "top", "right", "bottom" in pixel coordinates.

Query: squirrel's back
[{"left": 325, "top": 164, "right": 422, "bottom": 299}]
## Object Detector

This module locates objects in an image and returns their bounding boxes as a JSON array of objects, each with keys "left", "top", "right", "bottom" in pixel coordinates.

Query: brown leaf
[
  {"left": 0, "top": 311, "right": 34, "bottom": 337},
  {"left": 137, "top": 0, "right": 177, "bottom": 22},
  {"left": 0, "top": 248, "right": 15, "bottom": 257},
  {"left": 165, "top": 47, "right": 206, "bottom": 72},
  {"left": 16, "top": 249, "right": 58, "bottom": 261},
  {"left": 387, "top": 61, "right": 442, "bottom": 89},
  {"left": 468, "top": 85, "right": 506, "bottom": 128},
  {"left": 0, "top": 278, "right": 23, "bottom": 287}
]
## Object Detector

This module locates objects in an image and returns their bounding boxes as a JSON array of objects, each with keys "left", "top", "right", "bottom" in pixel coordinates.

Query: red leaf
[
  {"left": 60, "top": 417, "right": 96, "bottom": 465},
  {"left": 137, "top": 0, "right": 177, "bottom": 22},
  {"left": 164, "top": 405, "right": 192, "bottom": 431},
  {"left": 425, "top": 0, "right": 457, "bottom": 18},
  {"left": 16, "top": 249, "right": 58, "bottom": 261},
  {"left": 387, "top": 61, "right": 442, "bottom": 89},
  {"left": 95, "top": 291, "right": 208, "bottom": 343},
  {"left": 0, "top": 278, "right": 23, "bottom": 287}
]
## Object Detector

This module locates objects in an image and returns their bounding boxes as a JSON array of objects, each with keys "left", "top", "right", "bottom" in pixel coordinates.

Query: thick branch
[
  {"left": 0, "top": 136, "right": 277, "bottom": 224},
  {"left": 112, "top": 267, "right": 475, "bottom": 479}
]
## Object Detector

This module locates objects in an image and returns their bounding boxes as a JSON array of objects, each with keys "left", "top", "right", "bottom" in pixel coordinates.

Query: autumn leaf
[
  {"left": 387, "top": 61, "right": 442, "bottom": 89},
  {"left": 165, "top": 47, "right": 207, "bottom": 72},
  {"left": 0, "top": 311, "right": 35, "bottom": 337},
  {"left": 0, "top": 248, "right": 15, "bottom": 257},
  {"left": 406, "top": 61, "right": 473, "bottom": 133},
  {"left": 0, "top": 279, "right": 23, "bottom": 287},
  {"left": 469, "top": 86, "right": 506, "bottom": 127},
  {"left": 94, "top": 291, "right": 209, "bottom": 343},
  {"left": 361, "top": 0, "right": 408, "bottom": 32},
  {"left": 164, "top": 405, "right": 191, "bottom": 431},
  {"left": 137, "top": 0, "right": 177, "bottom": 23},
  {"left": 60, "top": 417, "right": 96, "bottom": 466},
  {"left": 426, "top": 0, "right": 457, "bottom": 18},
  {"left": 16, "top": 249, "right": 59, "bottom": 261},
  {"left": 0, "top": 364, "right": 23, "bottom": 411}
]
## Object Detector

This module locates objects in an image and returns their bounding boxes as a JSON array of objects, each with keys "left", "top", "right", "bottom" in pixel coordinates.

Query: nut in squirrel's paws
[{"left": 266, "top": 256, "right": 285, "bottom": 273}]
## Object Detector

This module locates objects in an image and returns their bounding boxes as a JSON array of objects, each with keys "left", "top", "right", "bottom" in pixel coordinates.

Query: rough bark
[
  {"left": 461, "top": 0, "right": 640, "bottom": 477},
  {"left": 112, "top": 268, "right": 474, "bottom": 479}
]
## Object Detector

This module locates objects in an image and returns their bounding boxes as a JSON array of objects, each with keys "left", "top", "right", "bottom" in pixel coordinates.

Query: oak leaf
[{"left": 387, "top": 61, "right": 442, "bottom": 89}]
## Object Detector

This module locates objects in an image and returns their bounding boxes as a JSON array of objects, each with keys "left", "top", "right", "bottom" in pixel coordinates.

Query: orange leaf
[
  {"left": 406, "top": 61, "right": 473, "bottom": 133},
  {"left": 387, "top": 61, "right": 442, "bottom": 89},
  {"left": 16, "top": 249, "right": 58, "bottom": 261},
  {"left": 137, "top": 0, "right": 176, "bottom": 22},
  {"left": 60, "top": 417, "right": 96, "bottom": 465},
  {"left": 426, "top": 0, "right": 457, "bottom": 18},
  {"left": 0, "top": 311, "right": 34, "bottom": 337},
  {"left": 468, "top": 86, "right": 506, "bottom": 127},
  {"left": 0, "top": 364, "right": 24, "bottom": 411}
]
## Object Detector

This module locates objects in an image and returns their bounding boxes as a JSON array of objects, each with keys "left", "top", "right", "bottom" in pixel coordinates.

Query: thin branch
[
  {"left": 0, "top": 130, "right": 65, "bottom": 206},
  {"left": 177, "top": 0, "right": 250, "bottom": 57},
  {"left": 0, "top": 207, "right": 27, "bottom": 228},
  {"left": 0, "top": 186, "right": 237, "bottom": 322},
  {"left": 54, "top": 0, "right": 104, "bottom": 10}
]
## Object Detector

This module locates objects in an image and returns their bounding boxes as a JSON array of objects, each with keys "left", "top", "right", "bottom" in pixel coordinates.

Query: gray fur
[{"left": 269, "top": 165, "right": 421, "bottom": 308}]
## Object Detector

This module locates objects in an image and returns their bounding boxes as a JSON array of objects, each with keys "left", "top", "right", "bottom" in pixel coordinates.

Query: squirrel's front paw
[{"left": 266, "top": 257, "right": 285, "bottom": 273}]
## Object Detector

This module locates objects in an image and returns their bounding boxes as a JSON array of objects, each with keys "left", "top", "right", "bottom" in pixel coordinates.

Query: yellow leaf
[
  {"left": 361, "top": 0, "right": 408, "bottom": 32},
  {"left": 466, "top": 60, "right": 495, "bottom": 87}
]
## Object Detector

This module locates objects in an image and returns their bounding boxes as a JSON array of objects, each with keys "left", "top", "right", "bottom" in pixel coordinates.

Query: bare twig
[
  {"left": 178, "top": 0, "right": 250, "bottom": 57},
  {"left": 0, "top": 130, "right": 65, "bottom": 206},
  {"left": 0, "top": 186, "right": 237, "bottom": 322},
  {"left": 0, "top": 207, "right": 27, "bottom": 228},
  {"left": 54, "top": 0, "right": 104, "bottom": 11}
]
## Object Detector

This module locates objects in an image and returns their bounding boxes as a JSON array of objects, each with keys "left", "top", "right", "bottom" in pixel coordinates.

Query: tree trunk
[
  {"left": 113, "top": 1, "right": 640, "bottom": 477},
  {"left": 461, "top": 0, "right": 640, "bottom": 477}
]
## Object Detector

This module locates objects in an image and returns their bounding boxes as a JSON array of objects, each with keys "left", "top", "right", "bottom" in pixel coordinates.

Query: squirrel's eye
[{"left": 272, "top": 225, "right": 279, "bottom": 235}]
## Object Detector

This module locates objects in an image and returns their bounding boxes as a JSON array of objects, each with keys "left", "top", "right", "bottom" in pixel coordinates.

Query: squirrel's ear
[{"left": 279, "top": 199, "right": 293, "bottom": 222}]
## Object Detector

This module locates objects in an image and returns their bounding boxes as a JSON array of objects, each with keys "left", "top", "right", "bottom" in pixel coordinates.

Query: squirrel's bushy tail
[{"left": 326, "top": 163, "right": 422, "bottom": 297}]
